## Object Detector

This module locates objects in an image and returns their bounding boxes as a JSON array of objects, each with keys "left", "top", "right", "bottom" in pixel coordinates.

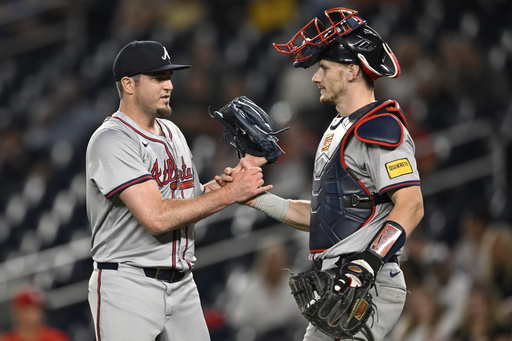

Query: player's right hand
[
  {"left": 215, "top": 159, "right": 265, "bottom": 206},
  {"left": 223, "top": 159, "right": 272, "bottom": 203}
]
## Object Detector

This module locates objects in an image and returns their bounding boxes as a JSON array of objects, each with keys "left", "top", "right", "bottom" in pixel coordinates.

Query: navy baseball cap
[{"left": 113, "top": 40, "right": 191, "bottom": 81}]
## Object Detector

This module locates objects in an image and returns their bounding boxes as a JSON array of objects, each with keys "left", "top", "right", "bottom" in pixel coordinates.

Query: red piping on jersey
[
  {"left": 183, "top": 226, "right": 192, "bottom": 270},
  {"left": 172, "top": 230, "right": 178, "bottom": 268},
  {"left": 96, "top": 269, "right": 103, "bottom": 341},
  {"left": 112, "top": 116, "right": 174, "bottom": 154},
  {"left": 380, "top": 181, "right": 420, "bottom": 195},
  {"left": 386, "top": 100, "right": 408, "bottom": 129},
  {"left": 157, "top": 118, "right": 173, "bottom": 141},
  {"left": 106, "top": 174, "right": 153, "bottom": 198}
]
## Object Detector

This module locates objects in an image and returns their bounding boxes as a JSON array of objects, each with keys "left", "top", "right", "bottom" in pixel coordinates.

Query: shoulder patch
[
  {"left": 354, "top": 114, "right": 403, "bottom": 147},
  {"left": 386, "top": 158, "right": 413, "bottom": 178}
]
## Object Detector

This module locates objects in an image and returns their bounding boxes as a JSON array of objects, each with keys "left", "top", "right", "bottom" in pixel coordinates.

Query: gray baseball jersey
[
  {"left": 86, "top": 111, "right": 204, "bottom": 270},
  {"left": 86, "top": 111, "right": 210, "bottom": 341}
]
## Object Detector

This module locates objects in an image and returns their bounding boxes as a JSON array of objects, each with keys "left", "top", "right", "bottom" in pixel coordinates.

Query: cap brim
[{"left": 144, "top": 64, "right": 191, "bottom": 73}]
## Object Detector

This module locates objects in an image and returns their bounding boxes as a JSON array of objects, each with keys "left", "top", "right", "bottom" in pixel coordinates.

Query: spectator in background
[
  {"left": 452, "top": 201, "right": 491, "bottom": 281},
  {"left": 0, "top": 285, "right": 70, "bottom": 341},
  {"left": 223, "top": 236, "right": 308, "bottom": 341},
  {"left": 247, "top": 0, "right": 297, "bottom": 35},
  {"left": 110, "top": 0, "right": 160, "bottom": 42},
  {"left": 422, "top": 242, "right": 472, "bottom": 340},
  {"left": 390, "top": 284, "right": 444, "bottom": 341},
  {"left": 0, "top": 127, "right": 31, "bottom": 196},
  {"left": 160, "top": 0, "right": 207, "bottom": 35},
  {"left": 451, "top": 283, "right": 501, "bottom": 341},
  {"left": 478, "top": 222, "right": 512, "bottom": 299}
]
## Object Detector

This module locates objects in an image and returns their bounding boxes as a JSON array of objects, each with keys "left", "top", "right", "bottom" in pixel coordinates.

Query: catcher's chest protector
[{"left": 310, "top": 100, "right": 407, "bottom": 252}]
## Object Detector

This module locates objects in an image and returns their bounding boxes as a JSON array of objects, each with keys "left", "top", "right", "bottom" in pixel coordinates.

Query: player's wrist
[
  {"left": 354, "top": 251, "right": 382, "bottom": 276},
  {"left": 367, "top": 220, "right": 406, "bottom": 261},
  {"left": 216, "top": 184, "right": 238, "bottom": 206},
  {"left": 243, "top": 154, "right": 268, "bottom": 167},
  {"left": 358, "top": 220, "right": 406, "bottom": 275},
  {"left": 252, "top": 192, "right": 289, "bottom": 222}
]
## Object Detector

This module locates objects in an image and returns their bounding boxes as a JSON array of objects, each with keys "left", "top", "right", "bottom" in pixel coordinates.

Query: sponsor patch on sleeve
[{"left": 385, "top": 158, "right": 413, "bottom": 178}]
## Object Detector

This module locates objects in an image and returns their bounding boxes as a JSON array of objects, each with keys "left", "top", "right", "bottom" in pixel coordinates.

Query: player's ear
[
  {"left": 121, "top": 76, "right": 135, "bottom": 95},
  {"left": 347, "top": 64, "right": 361, "bottom": 81}
]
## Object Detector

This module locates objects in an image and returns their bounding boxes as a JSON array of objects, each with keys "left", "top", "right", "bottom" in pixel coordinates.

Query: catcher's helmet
[{"left": 274, "top": 8, "right": 400, "bottom": 79}]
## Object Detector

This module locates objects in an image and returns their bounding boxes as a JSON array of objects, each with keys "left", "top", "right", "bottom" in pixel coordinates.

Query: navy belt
[{"left": 97, "top": 262, "right": 186, "bottom": 283}]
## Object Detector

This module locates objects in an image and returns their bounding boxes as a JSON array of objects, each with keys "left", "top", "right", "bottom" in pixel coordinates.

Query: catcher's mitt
[
  {"left": 210, "top": 96, "right": 289, "bottom": 163},
  {"left": 288, "top": 262, "right": 375, "bottom": 339}
]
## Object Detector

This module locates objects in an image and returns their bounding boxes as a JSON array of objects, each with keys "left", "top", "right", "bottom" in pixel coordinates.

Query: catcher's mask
[{"left": 273, "top": 7, "right": 400, "bottom": 80}]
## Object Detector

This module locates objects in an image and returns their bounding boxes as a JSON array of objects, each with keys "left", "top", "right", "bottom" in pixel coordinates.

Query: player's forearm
[
  {"left": 148, "top": 187, "right": 236, "bottom": 234},
  {"left": 386, "top": 185, "right": 424, "bottom": 238},
  {"left": 252, "top": 193, "right": 311, "bottom": 231},
  {"left": 283, "top": 199, "right": 311, "bottom": 231},
  {"left": 120, "top": 179, "right": 240, "bottom": 235}
]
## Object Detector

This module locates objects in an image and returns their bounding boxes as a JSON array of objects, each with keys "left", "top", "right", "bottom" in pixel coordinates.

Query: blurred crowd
[
  {"left": 391, "top": 203, "right": 512, "bottom": 341},
  {"left": 0, "top": 286, "right": 71, "bottom": 341},
  {"left": 0, "top": 0, "right": 511, "bottom": 340}
]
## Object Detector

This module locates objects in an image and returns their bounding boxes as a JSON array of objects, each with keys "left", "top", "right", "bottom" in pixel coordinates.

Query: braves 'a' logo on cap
[{"left": 162, "top": 46, "right": 170, "bottom": 61}]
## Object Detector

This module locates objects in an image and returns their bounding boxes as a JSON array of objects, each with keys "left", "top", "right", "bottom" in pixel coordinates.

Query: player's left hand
[
  {"left": 334, "top": 258, "right": 374, "bottom": 290},
  {"left": 208, "top": 160, "right": 244, "bottom": 192},
  {"left": 244, "top": 154, "right": 268, "bottom": 167},
  {"left": 214, "top": 167, "right": 235, "bottom": 188},
  {"left": 333, "top": 250, "right": 382, "bottom": 291}
]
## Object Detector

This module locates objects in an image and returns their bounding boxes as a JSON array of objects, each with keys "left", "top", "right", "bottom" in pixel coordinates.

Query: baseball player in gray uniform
[
  {"left": 221, "top": 8, "right": 424, "bottom": 341},
  {"left": 86, "top": 40, "right": 272, "bottom": 341}
]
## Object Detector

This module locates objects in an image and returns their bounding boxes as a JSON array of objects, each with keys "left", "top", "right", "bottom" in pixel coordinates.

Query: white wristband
[{"left": 253, "top": 193, "right": 289, "bottom": 222}]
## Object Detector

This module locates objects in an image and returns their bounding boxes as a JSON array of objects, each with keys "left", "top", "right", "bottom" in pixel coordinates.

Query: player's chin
[
  {"left": 319, "top": 96, "right": 334, "bottom": 106},
  {"left": 157, "top": 105, "right": 172, "bottom": 118}
]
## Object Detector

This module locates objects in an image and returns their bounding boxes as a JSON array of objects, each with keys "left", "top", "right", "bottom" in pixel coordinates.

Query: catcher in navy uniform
[{"left": 215, "top": 7, "right": 424, "bottom": 341}]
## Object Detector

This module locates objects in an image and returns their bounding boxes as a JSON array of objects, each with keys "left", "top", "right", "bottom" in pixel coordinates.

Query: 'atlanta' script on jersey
[{"left": 151, "top": 156, "right": 194, "bottom": 190}]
